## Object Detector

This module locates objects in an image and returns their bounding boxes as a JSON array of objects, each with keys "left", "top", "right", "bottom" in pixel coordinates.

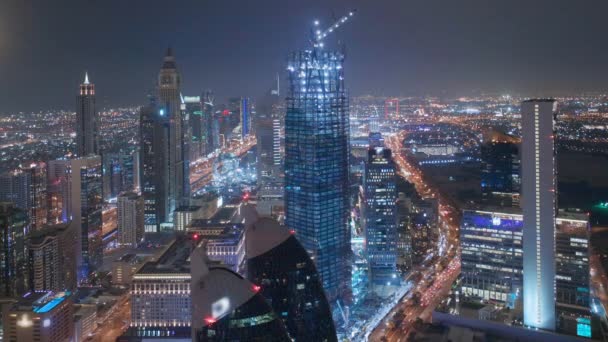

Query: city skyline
[
  {"left": 2, "top": 0, "right": 608, "bottom": 113},
  {"left": 1, "top": 2, "right": 608, "bottom": 341}
]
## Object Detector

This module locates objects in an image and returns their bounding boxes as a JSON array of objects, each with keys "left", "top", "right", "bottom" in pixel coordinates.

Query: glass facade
[
  {"left": 247, "top": 234, "right": 336, "bottom": 341},
  {"left": 284, "top": 49, "right": 351, "bottom": 303},
  {"left": 363, "top": 147, "right": 398, "bottom": 286},
  {"left": 460, "top": 209, "right": 523, "bottom": 305},
  {"left": 77, "top": 158, "right": 103, "bottom": 280},
  {"left": 480, "top": 141, "right": 520, "bottom": 206},
  {"left": 555, "top": 213, "right": 591, "bottom": 337}
]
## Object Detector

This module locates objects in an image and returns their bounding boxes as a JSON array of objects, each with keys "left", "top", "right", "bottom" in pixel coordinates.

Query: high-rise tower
[
  {"left": 521, "top": 99, "right": 557, "bottom": 331},
  {"left": 284, "top": 12, "right": 354, "bottom": 303},
  {"left": 76, "top": 72, "right": 98, "bottom": 156},
  {"left": 246, "top": 216, "right": 337, "bottom": 341},
  {"left": 157, "top": 48, "right": 189, "bottom": 214},
  {"left": 364, "top": 147, "right": 398, "bottom": 287}
]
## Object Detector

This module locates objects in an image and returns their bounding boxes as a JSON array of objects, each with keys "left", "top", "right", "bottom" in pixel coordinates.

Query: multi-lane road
[
  {"left": 189, "top": 135, "right": 256, "bottom": 192},
  {"left": 367, "top": 132, "right": 461, "bottom": 341}
]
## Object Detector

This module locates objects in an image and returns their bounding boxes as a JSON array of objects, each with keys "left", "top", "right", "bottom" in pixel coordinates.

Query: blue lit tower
[
  {"left": 521, "top": 99, "right": 557, "bottom": 330},
  {"left": 364, "top": 147, "right": 398, "bottom": 287},
  {"left": 284, "top": 10, "right": 355, "bottom": 303}
]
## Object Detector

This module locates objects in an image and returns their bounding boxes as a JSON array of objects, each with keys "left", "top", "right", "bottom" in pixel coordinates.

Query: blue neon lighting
[{"left": 33, "top": 293, "right": 70, "bottom": 313}]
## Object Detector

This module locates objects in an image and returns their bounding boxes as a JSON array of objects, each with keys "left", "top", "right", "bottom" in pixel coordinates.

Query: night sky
[{"left": 1, "top": 0, "right": 607, "bottom": 113}]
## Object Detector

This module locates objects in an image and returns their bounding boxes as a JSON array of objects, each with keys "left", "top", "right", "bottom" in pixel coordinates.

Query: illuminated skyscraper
[
  {"left": 139, "top": 49, "right": 190, "bottom": 231},
  {"left": 27, "top": 222, "right": 78, "bottom": 292},
  {"left": 117, "top": 192, "right": 144, "bottom": 248},
  {"left": 240, "top": 97, "right": 251, "bottom": 140},
  {"left": 364, "top": 147, "right": 398, "bottom": 287},
  {"left": 140, "top": 101, "right": 170, "bottom": 232},
  {"left": 69, "top": 156, "right": 103, "bottom": 283},
  {"left": 481, "top": 141, "right": 520, "bottom": 206},
  {"left": 76, "top": 72, "right": 99, "bottom": 156},
  {"left": 521, "top": 99, "right": 557, "bottom": 330},
  {"left": 285, "top": 47, "right": 351, "bottom": 303},
  {"left": 0, "top": 163, "right": 47, "bottom": 230},
  {"left": 0, "top": 202, "right": 29, "bottom": 297},
  {"left": 157, "top": 48, "right": 189, "bottom": 215}
]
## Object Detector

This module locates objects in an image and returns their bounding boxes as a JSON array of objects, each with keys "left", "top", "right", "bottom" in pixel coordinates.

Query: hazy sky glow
[{"left": 1, "top": 0, "right": 607, "bottom": 112}]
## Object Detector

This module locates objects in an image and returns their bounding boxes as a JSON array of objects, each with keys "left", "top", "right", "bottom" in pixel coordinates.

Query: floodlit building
[
  {"left": 130, "top": 237, "right": 193, "bottom": 328},
  {"left": 459, "top": 209, "right": 523, "bottom": 305},
  {"left": 521, "top": 99, "right": 557, "bottom": 330},
  {"left": 2, "top": 291, "right": 73, "bottom": 342},
  {"left": 285, "top": 48, "right": 351, "bottom": 303}
]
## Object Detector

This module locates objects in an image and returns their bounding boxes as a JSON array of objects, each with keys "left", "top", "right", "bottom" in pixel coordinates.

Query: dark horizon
[{"left": 1, "top": 0, "right": 608, "bottom": 113}]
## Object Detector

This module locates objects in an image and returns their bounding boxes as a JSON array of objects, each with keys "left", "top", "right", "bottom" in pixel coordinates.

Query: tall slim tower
[
  {"left": 158, "top": 48, "right": 188, "bottom": 215},
  {"left": 76, "top": 72, "right": 98, "bottom": 156},
  {"left": 284, "top": 14, "right": 353, "bottom": 302},
  {"left": 521, "top": 99, "right": 557, "bottom": 331},
  {"left": 364, "top": 147, "right": 398, "bottom": 287}
]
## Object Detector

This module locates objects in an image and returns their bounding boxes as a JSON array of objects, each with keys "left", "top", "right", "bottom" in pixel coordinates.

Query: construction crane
[{"left": 310, "top": 9, "right": 356, "bottom": 48}]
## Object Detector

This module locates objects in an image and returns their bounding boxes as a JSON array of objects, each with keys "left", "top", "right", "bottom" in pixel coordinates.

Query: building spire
[
  {"left": 84, "top": 71, "right": 90, "bottom": 85},
  {"left": 166, "top": 46, "right": 173, "bottom": 57}
]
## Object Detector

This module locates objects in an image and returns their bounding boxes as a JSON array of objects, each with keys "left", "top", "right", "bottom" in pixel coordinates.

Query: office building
[
  {"left": 409, "top": 210, "right": 436, "bottom": 266},
  {"left": 368, "top": 132, "right": 385, "bottom": 148},
  {"left": 102, "top": 150, "right": 138, "bottom": 200},
  {"left": 117, "top": 192, "right": 144, "bottom": 248},
  {"left": 0, "top": 162, "right": 47, "bottom": 230},
  {"left": 202, "top": 90, "right": 215, "bottom": 154},
  {"left": 139, "top": 49, "right": 190, "bottom": 231},
  {"left": 188, "top": 222, "right": 245, "bottom": 274},
  {"left": 112, "top": 254, "right": 146, "bottom": 286},
  {"left": 285, "top": 48, "right": 351, "bottom": 303},
  {"left": 459, "top": 209, "right": 523, "bottom": 306},
  {"left": 140, "top": 102, "right": 170, "bottom": 232},
  {"left": 74, "top": 305, "right": 97, "bottom": 342},
  {"left": 76, "top": 72, "right": 99, "bottom": 156},
  {"left": 191, "top": 247, "right": 291, "bottom": 342},
  {"left": 240, "top": 97, "right": 251, "bottom": 140},
  {"left": 521, "top": 99, "right": 557, "bottom": 330},
  {"left": 481, "top": 141, "right": 520, "bottom": 206},
  {"left": 2, "top": 291, "right": 73, "bottom": 342},
  {"left": 174, "top": 206, "right": 203, "bottom": 232},
  {"left": 158, "top": 48, "right": 188, "bottom": 213},
  {"left": 246, "top": 216, "right": 337, "bottom": 341},
  {"left": 130, "top": 237, "right": 193, "bottom": 328},
  {"left": 69, "top": 156, "right": 103, "bottom": 283},
  {"left": 555, "top": 210, "right": 591, "bottom": 338},
  {"left": 0, "top": 203, "right": 29, "bottom": 297},
  {"left": 459, "top": 207, "right": 591, "bottom": 337},
  {"left": 363, "top": 147, "right": 398, "bottom": 286},
  {"left": 27, "top": 222, "right": 78, "bottom": 292},
  {"left": 46, "top": 159, "right": 71, "bottom": 224},
  {"left": 396, "top": 196, "right": 412, "bottom": 273},
  {"left": 184, "top": 95, "right": 204, "bottom": 161}
]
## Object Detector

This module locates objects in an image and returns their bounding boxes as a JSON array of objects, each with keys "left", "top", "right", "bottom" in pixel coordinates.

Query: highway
[
  {"left": 367, "top": 131, "right": 461, "bottom": 341},
  {"left": 189, "top": 135, "right": 256, "bottom": 192}
]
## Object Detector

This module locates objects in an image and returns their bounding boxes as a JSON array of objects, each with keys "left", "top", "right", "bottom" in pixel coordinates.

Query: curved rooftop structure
[{"left": 246, "top": 217, "right": 292, "bottom": 259}]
